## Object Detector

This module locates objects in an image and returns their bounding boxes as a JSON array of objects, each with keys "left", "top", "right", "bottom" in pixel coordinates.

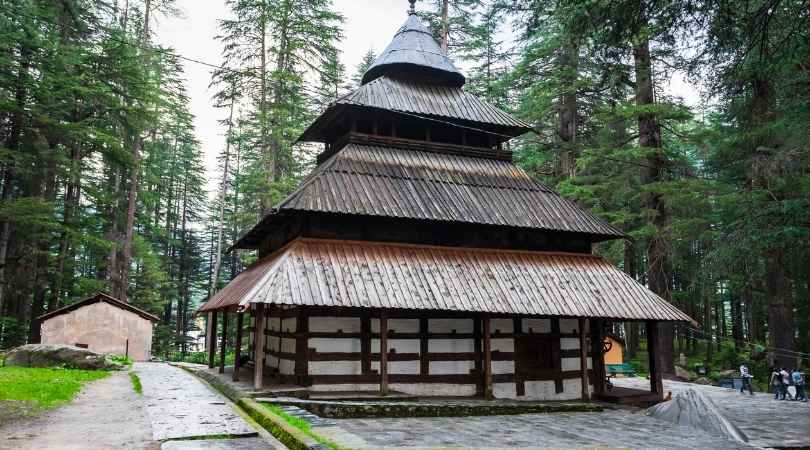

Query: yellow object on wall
[{"left": 603, "top": 334, "right": 624, "bottom": 365}]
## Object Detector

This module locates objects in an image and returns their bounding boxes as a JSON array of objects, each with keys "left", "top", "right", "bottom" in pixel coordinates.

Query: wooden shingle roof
[
  {"left": 234, "top": 143, "right": 624, "bottom": 249},
  {"left": 298, "top": 76, "right": 531, "bottom": 142},
  {"left": 362, "top": 14, "right": 465, "bottom": 87},
  {"left": 199, "top": 238, "right": 692, "bottom": 323}
]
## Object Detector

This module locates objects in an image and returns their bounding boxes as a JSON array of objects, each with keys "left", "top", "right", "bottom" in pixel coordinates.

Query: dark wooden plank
[
  {"left": 420, "top": 317, "right": 429, "bottom": 375},
  {"left": 253, "top": 304, "right": 266, "bottom": 390},
  {"left": 590, "top": 318, "right": 606, "bottom": 396},
  {"left": 207, "top": 311, "right": 217, "bottom": 369},
  {"left": 578, "top": 318, "right": 589, "bottom": 400},
  {"left": 233, "top": 312, "right": 244, "bottom": 382},
  {"left": 361, "top": 316, "right": 371, "bottom": 374},
  {"left": 219, "top": 312, "right": 228, "bottom": 374},
  {"left": 380, "top": 314, "right": 389, "bottom": 395},
  {"left": 295, "top": 309, "right": 309, "bottom": 384},
  {"left": 483, "top": 316, "right": 493, "bottom": 400},
  {"left": 551, "top": 318, "right": 563, "bottom": 393}
]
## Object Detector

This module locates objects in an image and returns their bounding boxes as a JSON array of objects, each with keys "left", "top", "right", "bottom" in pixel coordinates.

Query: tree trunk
[
  {"left": 633, "top": 38, "right": 673, "bottom": 375},
  {"left": 209, "top": 91, "right": 236, "bottom": 297},
  {"left": 766, "top": 251, "right": 794, "bottom": 368},
  {"left": 624, "top": 239, "right": 639, "bottom": 358},
  {"left": 259, "top": 3, "right": 271, "bottom": 213},
  {"left": 440, "top": 0, "right": 449, "bottom": 54},
  {"left": 557, "top": 35, "right": 578, "bottom": 178}
]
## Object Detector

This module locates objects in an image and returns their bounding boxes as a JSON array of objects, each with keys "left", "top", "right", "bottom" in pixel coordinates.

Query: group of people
[
  {"left": 738, "top": 364, "right": 807, "bottom": 401},
  {"left": 769, "top": 367, "right": 807, "bottom": 401}
]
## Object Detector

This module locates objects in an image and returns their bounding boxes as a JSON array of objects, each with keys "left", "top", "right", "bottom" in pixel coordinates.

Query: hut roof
[
  {"left": 361, "top": 14, "right": 465, "bottom": 87},
  {"left": 233, "top": 143, "right": 624, "bottom": 249},
  {"left": 199, "top": 238, "right": 692, "bottom": 323},
  {"left": 298, "top": 76, "right": 531, "bottom": 143},
  {"left": 37, "top": 292, "right": 160, "bottom": 322}
]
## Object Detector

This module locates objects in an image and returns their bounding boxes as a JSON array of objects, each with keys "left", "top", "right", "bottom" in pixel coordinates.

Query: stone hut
[{"left": 38, "top": 292, "right": 159, "bottom": 361}]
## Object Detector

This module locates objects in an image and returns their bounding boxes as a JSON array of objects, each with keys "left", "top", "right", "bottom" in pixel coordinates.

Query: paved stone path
[
  {"left": 336, "top": 410, "right": 754, "bottom": 449},
  {"left": 135, "top": 362, "right": 260, "bottom": 441},
  {"left": 615, "top": 377, "right": 810, "bottom": 448},
  {"left": 1, "top": 371, "right": 156, "bottom": 450}
]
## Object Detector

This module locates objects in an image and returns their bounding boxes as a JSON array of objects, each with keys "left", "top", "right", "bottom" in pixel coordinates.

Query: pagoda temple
[{"left": 199, "top": 3, "right": 691, "bottom": 403}]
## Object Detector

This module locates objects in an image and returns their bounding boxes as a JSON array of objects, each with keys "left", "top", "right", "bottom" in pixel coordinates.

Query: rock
[
  {"left": 693, "top": 377, "right": 713, "bottom": 385},
  {"left": 675, "top": 365, "right": 696, "bottom": 381},
  {"left": 647, "top": 388, "right": 748, "bottom": 444},
  {"left": 4, "top": 344, "right": 124, "bottom": 370}
]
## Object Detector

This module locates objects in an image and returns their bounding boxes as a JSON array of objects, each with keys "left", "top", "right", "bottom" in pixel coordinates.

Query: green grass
[
  {"left": 262, "top": 403, "right": 345, "bottom": 450},
  {"left": 0, "top": 366, "right": 109, "bottom": 408},
  {"left": 129, "top": 372, "right": 142, "bottom": 394}
]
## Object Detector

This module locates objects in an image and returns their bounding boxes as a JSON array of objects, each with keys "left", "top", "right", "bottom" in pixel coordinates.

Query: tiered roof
[{"left": 201, "top": 8, "right": 689, "bottom": 324}]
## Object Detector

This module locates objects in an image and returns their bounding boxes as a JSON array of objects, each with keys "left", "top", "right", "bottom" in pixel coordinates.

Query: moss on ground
[
  {"left": 129, "top": 372, "right": 142, "bottom": 394},
  {"left": 0, "top": 366, "right": 109, "bottom": 408}
]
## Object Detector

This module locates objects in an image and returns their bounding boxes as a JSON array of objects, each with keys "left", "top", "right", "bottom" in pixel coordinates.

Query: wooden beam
[
  {"left": 294, "top": 308, "right": 308, "bottom": 384},
  {"left": 483, "top": 316, "right": 493, "bottom": 400},
  {"left": 589, "top": 318, "right": 606, "bottom": 396},
  {"left": 207, "top": 311, "right": 217, "bottom": 369},
  {"left": 253, "top": 304, "right": 266, "bottom": 390},
  {"left": 647, "top": 321, "right": 664, "bottom": 400},
  {"left": 380, "top": 314, "right": 389, "bottom": 396},
  {"left": 361, "top": 316, "right": 371, "bottom": 374},
  {"left": 578, "top": 318, "right": 590, "bottom": 401},
  {"left": 419, "top": 317, "right": 429, "bottom": 376},
  {"left": 219, "top": 312, "right": 228, "bottom": 373},
  {"left": 551, "top": 318, "right": 563, "bottom": 393},
  {"left": 233, "top": 312, "right": 244, "bottom": 382}
]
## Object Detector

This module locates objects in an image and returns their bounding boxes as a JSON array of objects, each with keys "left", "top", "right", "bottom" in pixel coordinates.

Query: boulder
[
  {"left": 4, "top": 344, "right": 125, "bottom": 370},
  {"left": 647, "top": 388, "right": 748, "bottom": 444},
  {"left": 675, "top": 365, "right": 696, "bottom": 381},
  {"left": 693, "top": 377, "right": 713, "bottom": 385}
]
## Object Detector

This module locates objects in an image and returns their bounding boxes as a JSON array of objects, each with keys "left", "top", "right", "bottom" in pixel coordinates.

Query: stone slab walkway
[
  {"left": 614, "top": 376, "right": 810, "bottom": 448},
  {"left": 0, "top": 371, "right": 157, "bottom": 450},
  {"left": 336, "top": 410, "right": 754, "bottom": 449},
  {"left": 135, "top": 362, "right": 258, "bottom": 441}
]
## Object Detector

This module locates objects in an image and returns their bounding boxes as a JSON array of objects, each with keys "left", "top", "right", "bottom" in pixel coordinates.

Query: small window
[{"left": 75, "top": 343, "right": 89, "bottom": 348}]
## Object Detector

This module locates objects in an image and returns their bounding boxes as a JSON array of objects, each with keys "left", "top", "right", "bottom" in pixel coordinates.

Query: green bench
[{"left": 605, "top": 363, "right": 637, "bottom": 389}]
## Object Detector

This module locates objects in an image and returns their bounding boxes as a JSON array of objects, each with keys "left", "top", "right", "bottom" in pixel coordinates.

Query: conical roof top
[{"left": 361, "top": 14, "right": 465, "bottom": 87}]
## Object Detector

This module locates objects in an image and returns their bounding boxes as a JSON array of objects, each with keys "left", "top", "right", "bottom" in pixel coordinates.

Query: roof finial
[{"left": 408, "top": 0, "right": 416, "bottom": 15}]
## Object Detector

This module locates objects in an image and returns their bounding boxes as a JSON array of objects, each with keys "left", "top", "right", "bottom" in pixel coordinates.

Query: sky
[
  {"left": 153, "top": 0, "right": 410, "bottom": 195},
  {"left": 153, "top": 0, "right": 700, "bottom": 196}
]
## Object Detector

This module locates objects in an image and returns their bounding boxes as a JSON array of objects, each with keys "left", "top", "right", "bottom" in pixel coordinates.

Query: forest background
[{"left": 1, "top": 0, "right": 809, "bottom": 380}]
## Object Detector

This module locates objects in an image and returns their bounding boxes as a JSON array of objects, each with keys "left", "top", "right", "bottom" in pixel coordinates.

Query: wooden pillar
[
  {"left": 483, "top": 316, "right": 493, "bottom": 400},
  {"left": 589, "top": 318, "right": 606, "bottom": 396},
  {"left": 253, "top": 304, "right": 266, "bottom": 390},
  {"left": 219, "top": 312, "right": 228, "bottom": 373},
  {"left": 233, "top": 312, "right": 244, "bottom": 382},
  {"left": 578, "top": 318, "right": 590, "bottom": 401},
  {"left": 294, "top": 308, "right": 309, "bottom": 385},
  {"left": 380, "top": 313, "right": 389, "bottom": 396},
  {"left": 647, "top": 320, "right": 664, "bottom": 400},
  {"left": 207, "top": 311, "right": 217, "bottom": 369}
]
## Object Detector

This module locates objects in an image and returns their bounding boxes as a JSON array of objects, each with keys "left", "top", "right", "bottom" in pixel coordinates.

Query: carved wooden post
[
  {"left": 646, "top": 320, "right": 664, "bottom": 400},
  {"left": 219, "top": 312, "right": 228, "bottom": 373},
  {"left": 233, "top": 312, "right": 244, "bottom": 381},
  {"left": 253, "top": 304, "right": 266, "bottom": 390},
  {"left": 380, "top": 313, "right": 389, "bottom": 396},
  {"left": 578, "top": 318, "right": 590, "bottom": 400},
  {"left": 207, "top": 311, "right": 217, "bottom": 369},
  {"left": 483, "top": 316, "right": 493, "bottom": 400}
]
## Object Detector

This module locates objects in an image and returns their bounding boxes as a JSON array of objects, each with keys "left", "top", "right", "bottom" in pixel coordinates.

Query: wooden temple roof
[
  {"left": 298, "top": 76, "right": 532, "bottom": 142},
  {"left": 199, "top": 238, "right": 692, "bottom": 323},
  {"left": 362, "top": 14, "right": 465, "bottom": 87},
  {"left": 233, "top": 143, "right": 624, "bottom": 249}
]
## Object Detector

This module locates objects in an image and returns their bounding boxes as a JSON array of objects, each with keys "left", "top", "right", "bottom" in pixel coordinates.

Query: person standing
[
  {"left": 781, "top": 367, "right": 792, "bottom": 400},
  {"left": 792, "top": 369, "right": 806, "bottom": 402},
  {"left": 771, "top": 367, "right": 784, "bottom": 400},
  {"left": 739, "top": 364, "right": 754, "bottom": 395}
]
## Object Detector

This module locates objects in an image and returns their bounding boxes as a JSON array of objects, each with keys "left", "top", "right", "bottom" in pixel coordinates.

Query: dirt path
[{"left": 0, "top": 371, "right": 156, "bottom": 450}]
